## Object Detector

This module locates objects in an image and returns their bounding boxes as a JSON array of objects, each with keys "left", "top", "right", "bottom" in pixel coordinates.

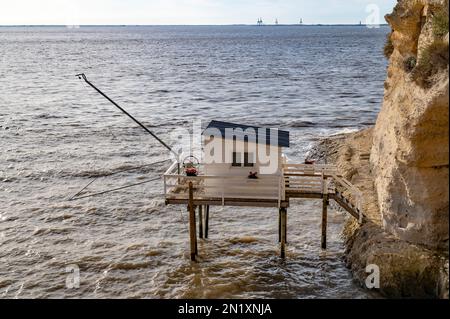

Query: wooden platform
[
  {"left": 164, "top": 161, "right": 366, "bottom": 260},
  {"left": 164, "top": 162, "right": 365, "bottom": 221}
]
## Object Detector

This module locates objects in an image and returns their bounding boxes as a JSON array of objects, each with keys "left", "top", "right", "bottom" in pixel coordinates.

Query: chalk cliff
[
  {"left": 312, "top": 0, "right": 449, "bottom": 298},
  {"left": 371, "top": 0, "right": 449, "bottom": 250}
]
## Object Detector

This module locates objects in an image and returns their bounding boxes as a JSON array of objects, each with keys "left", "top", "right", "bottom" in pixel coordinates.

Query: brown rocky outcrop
[
  {"left": 311, "top": 0, "right": 449, "bottom": 298},
  {"left": 371, "top": 0, "right": 449, "bottom": 251}
]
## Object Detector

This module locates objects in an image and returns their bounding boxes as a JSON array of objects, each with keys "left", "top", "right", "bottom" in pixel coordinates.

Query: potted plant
[
  {"left": 185, "top": 165, "right": 198, "bottom": 177},
  {"left": 183, "top": 156, "right": 200, "bottom": 177},
  {"left": 248, "top": 171, "right": 258, "bottom": 179}
]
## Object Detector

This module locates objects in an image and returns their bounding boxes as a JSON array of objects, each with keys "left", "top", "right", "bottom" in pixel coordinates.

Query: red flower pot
[{"left": 185, "top": 167, "right": 198, "bottom": 176}]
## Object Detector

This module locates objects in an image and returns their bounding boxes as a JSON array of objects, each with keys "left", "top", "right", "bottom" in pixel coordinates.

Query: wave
[
  {"left": 288, "top": 120, "right": 318, "bottom": 128},
  {"left": 112, "top": 261, "right": 153, "bottom": 270},
  {"left": 228, "top": 236, "right": 259, "bottom": 244}
]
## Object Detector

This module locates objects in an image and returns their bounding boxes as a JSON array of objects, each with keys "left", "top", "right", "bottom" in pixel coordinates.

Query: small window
[
  {"left": 232, "top": 152, "right": 254, "bottom": 167},
  {"left": 244, "top": 152, "right": 255, "bottom": 167},
  {"left": 232, "top": 152, "right": 242, "bottom": 167}
]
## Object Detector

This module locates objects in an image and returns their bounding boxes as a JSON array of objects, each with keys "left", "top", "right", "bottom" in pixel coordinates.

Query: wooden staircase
[
  {"left": 330, "top": 174, "right": 365, "bottom": 223},
  {"left": 332, "top": 191, "right": 364, "bottom": 222},
  {"left": 282, "top": 164, "right": 366, "bottom": 223}
]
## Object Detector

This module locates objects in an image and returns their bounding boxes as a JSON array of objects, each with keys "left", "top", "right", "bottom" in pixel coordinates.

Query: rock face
[
  {"left": 313, "top": 0, "right": 449, "bottom": 298},
  {"left": 371, "top": 0, "right": 449, "bottom": 250},
  {"left": 315, "top": 129, "right": 449, "bottom": 298}
]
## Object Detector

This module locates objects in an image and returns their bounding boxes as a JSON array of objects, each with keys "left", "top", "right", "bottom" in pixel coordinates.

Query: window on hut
[
  {"left": 232, "top": 152, "right": 255, "bottom": 167},
  {"left": 232, "top": 152, "right": 242, "bottom": 167},
  {"left": 244, "top": 152, "right": 255, "bottom": 167}
]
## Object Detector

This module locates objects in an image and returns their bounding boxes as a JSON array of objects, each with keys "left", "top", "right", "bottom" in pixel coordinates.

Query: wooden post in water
[
  {"left": 321, "top": 177, "right": 328, "bottom": 250},
  {"left": 278, "top": 209, "right": 281, "bottom": 243},
  {"left": 198, "top": 205, "right": 203, "bottom": 239},
  {"left": 280, "top": 208, "right": 287, "bottom": 258},
  {"left": 284, "top": 209, "right": 287, "bottom": 244},
  {"left": 279, "top": 208, "right": 287, "bottom": 244},
  {"left": 205, "top": 205, "right": 210, "bottom": 239},
  {"left": 188, "top": 182, "right": 197, "bottom": 261}
]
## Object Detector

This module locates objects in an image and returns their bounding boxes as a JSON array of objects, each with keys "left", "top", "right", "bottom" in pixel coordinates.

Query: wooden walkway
[
  {"left": 164, "top": 162, "right": 366, "bottom": 260},
  {"left": 283, "top": 164, "right": 364, "bottom": 222}
]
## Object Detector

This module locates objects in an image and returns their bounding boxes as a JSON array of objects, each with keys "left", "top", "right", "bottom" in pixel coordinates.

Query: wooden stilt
[
  {"left": 280, "top": 208, "right": 287, "bottom": 258},
  {"left": 188, "top": 182, "right": 197, "bottom": 261},
  {"left": 205, "top": 205, "right": 210, "bottom": 239},
  {"left": 321, "top": 194, "right": 328, "bottom": 250},
  {"left": 198, "top": 205, "right": 203, "bottom": 239},
  {"left": 278, "top": 209, "right": 281, "bottom": 243},
  {"left": 284, "top": 210, "right": 287, "bottom": 244}
]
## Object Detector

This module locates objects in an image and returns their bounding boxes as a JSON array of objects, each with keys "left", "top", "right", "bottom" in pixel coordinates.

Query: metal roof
[{"left": 202, "top": 120, "right": 290, "bottom": 148}]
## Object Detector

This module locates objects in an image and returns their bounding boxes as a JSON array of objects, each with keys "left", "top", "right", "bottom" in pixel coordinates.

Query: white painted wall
[{"left": 201, "top": 137, "right": 287, "bottom": 199}]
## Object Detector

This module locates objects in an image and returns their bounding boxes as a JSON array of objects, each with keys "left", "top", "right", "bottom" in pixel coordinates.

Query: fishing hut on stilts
[{"left": 73, "top": 74, "right": 366, "bottom": 262}]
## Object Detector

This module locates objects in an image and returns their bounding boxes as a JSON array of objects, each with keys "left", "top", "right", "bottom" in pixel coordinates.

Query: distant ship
[
  {"left": 299, "top": 18, "right": 303, "bottom": 25},
  {"left": 275, "top": 19, "right": 279, "bottom": 25},
  {"left": 257, "top": 18, "right": 263, "bottom": 26}
]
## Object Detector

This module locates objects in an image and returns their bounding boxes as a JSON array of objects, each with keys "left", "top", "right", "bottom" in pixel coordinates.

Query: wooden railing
[
  {"left": 282, "top": 163, "right": 364, "bottom": 223},
  {"left": 282, "top": 163, "right": 339, "bottom": 177},
  {"left": 164, "top": 161, "right": 285, "bottom": 207},
  {"left": 164, "top": 161, "right": 365, "bottom": 222},
  {"left": 331, "top": 174, "right": 364, "bottom": 223},
  {"left": 282, "top": 164, "right": 337, "bottom": 194}
]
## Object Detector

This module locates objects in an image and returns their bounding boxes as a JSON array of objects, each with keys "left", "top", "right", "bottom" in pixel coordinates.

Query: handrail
[
  {"left": 164, "top": 161, "right": 179, "bottom": 175},
  {"left": 164, "top": 174, "right": 281, "bottom": 181},
  {"left": 164, "top": 184, "right": 280, "bottom": 192},
  {"left": 282, "top": 163, "right": 338, "bottom": 168},
  {"left": 164, "top": 161, "right": 364, "bottom": 221},
  {"left": 332, "top": 174, "right": 363, "bottom": 197},
  {"left": 331, "top": 173, "right": 365, "bottom": 223},
  {"left": 164, "top": 164, "right": 283, "bottom": 203},
  {"left": 282, "top": 163, "right": 340, "bottom": 179}
]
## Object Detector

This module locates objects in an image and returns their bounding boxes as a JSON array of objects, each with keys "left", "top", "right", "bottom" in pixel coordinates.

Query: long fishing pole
[
  {"left": 69, "top": 177, "right": 162, "bottom": 201},
  {"left": 68, "top": 159, "right": 170, "bottom": 201},
  {"left": 76, "top": 73, "right": 180, "bottom": 164}
]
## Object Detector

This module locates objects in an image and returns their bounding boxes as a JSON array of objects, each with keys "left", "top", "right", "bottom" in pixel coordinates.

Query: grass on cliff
[
  {"left": 432, "top": 6, "right": 449, "bottom": 37},
  {"left": 412, "top": 39, "right": 449, "bottom": 87},
  {"left": 404, "top": 56, "right": 417, "bottom": 73}
]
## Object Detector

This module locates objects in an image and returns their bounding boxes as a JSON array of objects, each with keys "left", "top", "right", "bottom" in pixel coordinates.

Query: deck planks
[{"left": 165, "top": 163, "right": 365, "bottom": 222}]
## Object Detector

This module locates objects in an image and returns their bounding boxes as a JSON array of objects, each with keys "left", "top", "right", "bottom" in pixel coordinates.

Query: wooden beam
[
  {"left": 205, "top": 205, "right": 210, "bottom": 239},
  {"left": 198, "top": 205, "right": 203, "bottom": 239},
  {"left": 321, "top": 194, "right": 328, "bottom": 250},
  {"left": 278, "top": 209, "right": 281, "bottom": 243},
  {"left": 188, "top": 182, "right": 197, "bottom": 261},
  {"left": 285, "top": 193, "right": 323, "bottom": 199},
  {"left": 166, "top": 198, "right": 290, "bottom": 208},
  {"left": 285, "top": 209, "right": 287, "bottom": 244},
  {"left": 280, "top": 208, "right": 287, "bottom": 258}
]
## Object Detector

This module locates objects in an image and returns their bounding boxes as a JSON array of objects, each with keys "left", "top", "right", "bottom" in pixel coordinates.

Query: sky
[{"left": 0, "top": 0, "right": 397, "bottom": 25}]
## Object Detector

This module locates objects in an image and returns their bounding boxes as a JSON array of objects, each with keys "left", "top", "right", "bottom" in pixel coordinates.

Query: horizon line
[{"left": 0, "top": 23, "right": 389, "bottom": 27}]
